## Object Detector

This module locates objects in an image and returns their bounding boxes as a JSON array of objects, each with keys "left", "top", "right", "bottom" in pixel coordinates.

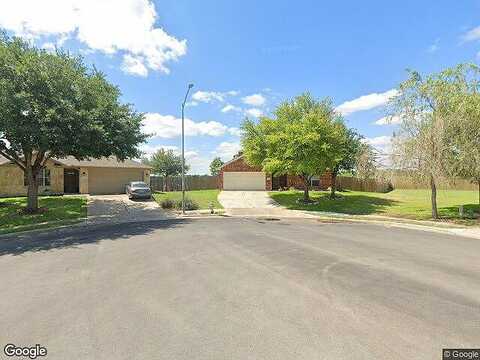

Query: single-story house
[
  {"left": 0, "top": 155, "right": 151, "bottom": 197},
  {"left": 218, "top": 155, "right": 332, "bottom": 191}
]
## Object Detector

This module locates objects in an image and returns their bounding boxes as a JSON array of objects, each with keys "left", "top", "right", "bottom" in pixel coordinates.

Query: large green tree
[
  {"left": 329, "top": 128, "right": 363, "bottom": 198},
  {"left": 0, "top": 35, "right": 147, "bottom": 212},
  {"left": 209, "top": 157, "right": 224, "bottom": 176},
  {"left": 148, "top": 149, "right": 189, "bottom": 191},
  {"left": 242, "top": 93, "right": 346, "bottom": 202}
]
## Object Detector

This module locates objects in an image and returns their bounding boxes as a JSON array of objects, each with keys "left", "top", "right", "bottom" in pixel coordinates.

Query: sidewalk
[{"left": 192, "top": 207, "right": 480, "bottom": 240}]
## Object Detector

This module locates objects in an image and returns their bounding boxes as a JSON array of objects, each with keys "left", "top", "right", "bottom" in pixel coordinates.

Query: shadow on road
[{"left": 0, "top": 219, "right": 188, "bottom": 257}]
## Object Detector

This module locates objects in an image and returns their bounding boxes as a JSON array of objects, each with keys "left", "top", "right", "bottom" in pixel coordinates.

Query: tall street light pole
[{"left": 181, "top": 83, "right": 194, "bottom": 214}]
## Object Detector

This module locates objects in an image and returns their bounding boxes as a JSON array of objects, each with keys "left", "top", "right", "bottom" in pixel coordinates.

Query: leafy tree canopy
[
  {"left": 241, "top": 92, "right": 347, "bottom": 201},
  {"left": 0, "top": 34, "right": 147, "bottom": 210},
  {"left": 209, "top": 157, "right": 224, "bottom": 176},
  {"left": 148, "top": 149, "right": 189, "bottom": 177}
]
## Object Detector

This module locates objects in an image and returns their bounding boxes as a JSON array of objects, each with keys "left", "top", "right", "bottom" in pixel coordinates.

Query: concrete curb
[
  {"left": 2, "top": 210, "right": 479, "bottom": 241},
  {"left": 0, "top": 218, "right": 88, "bottom": 238}
]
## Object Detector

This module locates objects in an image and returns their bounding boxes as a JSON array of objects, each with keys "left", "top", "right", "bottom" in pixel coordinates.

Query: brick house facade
[{"left": 219, "top": 155, "right": 332, "bottom": 191}]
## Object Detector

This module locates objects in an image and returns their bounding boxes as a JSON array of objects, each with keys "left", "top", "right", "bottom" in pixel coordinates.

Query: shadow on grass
[
  {"left": 272, "top": 192, "right": 399, "bottom": 215},
  {"left": 440, "top": 204, "right": 480, "bottom": 219},
  {"left": 0, "top": 219, "right": 188, "bottom": 257},
  {"left": 0, "top": 196, "right": 87, "bottom": 230}
]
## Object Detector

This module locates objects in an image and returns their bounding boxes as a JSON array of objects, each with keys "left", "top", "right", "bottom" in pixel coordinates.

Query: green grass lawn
[
  {"left": 270, "top": 189, "right": 480, "bottom": 222},
  {"left": 0, "top": 196, "right": 87, "bottom": 234},
  {"left": 153, "top": 189, "right": 223, "bottom": 210}
]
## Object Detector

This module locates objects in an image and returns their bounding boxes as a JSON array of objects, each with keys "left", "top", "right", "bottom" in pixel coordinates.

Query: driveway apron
[{"left": 87, "top": 195, "right": 169, "bottom": 224}]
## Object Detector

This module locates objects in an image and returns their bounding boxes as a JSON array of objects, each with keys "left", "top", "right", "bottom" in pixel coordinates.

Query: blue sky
[{"left": 2, "top": 0, "right": 480, "bottom": 173}]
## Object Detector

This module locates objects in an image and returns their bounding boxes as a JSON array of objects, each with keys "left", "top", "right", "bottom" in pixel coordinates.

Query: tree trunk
[
  {"left": 478, "top": 181, "right": 480, "bottom": 205},
  {"left": 163, "top": 176, "right": 168, "bottom": 192},
  {"left": 430, "top": 175, "right": 438, "bottom": 219},
  {"left": 330, "top": 170, "right": 338, "bottom": 199},
  {"left": 26, "top": 166, "right": 40, "bottom": 212},
  {"left": 301, "top": 175, "right": 310, "bottom": 202}
]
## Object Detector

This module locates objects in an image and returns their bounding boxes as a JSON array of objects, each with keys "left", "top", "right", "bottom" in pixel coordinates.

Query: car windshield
[{"left": 131, "top": 182, "right": 149, "bottom": 188}]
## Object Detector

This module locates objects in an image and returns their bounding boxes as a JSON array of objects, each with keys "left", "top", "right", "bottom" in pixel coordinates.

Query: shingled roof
[{"left": 0, "top": 155, "right": 150, "bottom": 169}]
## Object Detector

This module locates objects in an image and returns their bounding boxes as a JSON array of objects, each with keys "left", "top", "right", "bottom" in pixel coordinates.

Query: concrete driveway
[
  {"left": 87, "top": 194, "right": 169, "bottom": 224},
  {"left": 218, "top": 190, "right": 315, "bottom": 217},
  {"left": 218, "top": 190, "right": 279, "bottom": 209},
  {"left": 0, "top": 218, "right": 478, "bottom": 359}
]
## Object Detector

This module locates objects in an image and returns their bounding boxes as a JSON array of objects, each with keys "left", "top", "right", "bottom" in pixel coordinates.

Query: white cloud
[
  {"left": 374, "top": 115, "right": 402, "bottom": 126},
  {"left": 242, "top": 94, "right": 266, "bottom": 106},
  {"left": 364, "top": 136, "right": 393, "bottom": 167},
  {"left": 139, "top": 143, "right": 178, "bottom": 156},
  {"left": 213, "top": 142, "right": 241, "bottom": 161},
  {"left": 0, "top": 0, "right": 187, "bottom": 76},
  {"left": 186, "top": 101, "right": 198, "bottom": 107},
  {"left": 364, "top": 135, "right": 392, "bottom": 155},
  {"left": 186, "top": 153, "right": 212, "bottom": 175},
  {"left": 121, "top": 54, "right": 148, "bottom": 77},
  {"left": 41, "top": 42, "right": 56, "bottom": 52},
  {"left": 192, "top": 90, "right": 239, "bottom": 104},
  {"left": 139, "top": 143, "right": 210, "bottom": 174},
  {"left": 221, "top": 104, "right": 242, "bottom": 113},
  {"left": 228, "top": 127, "right": 243, "bottom": 137},
  {"left": 461, "top": 26, "right": 480, "bottom": 43},
  {"left": 192, "top": 91, "right": 225, "bottom": 103},
  {"left": 245, "top": 108, "right": 263, "bottom": 118},
  {"left": 142, "top": 113, "right": 239, "bottom": 138},
  {"left": 336, "top": 89, "right": 399, "bottom": 116}
]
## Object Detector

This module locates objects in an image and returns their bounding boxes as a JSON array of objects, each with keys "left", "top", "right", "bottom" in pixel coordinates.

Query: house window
[
  {"left": 24, "top": 168, "right": 51, "bottom": 186},
  {"left": 311, "top": 175, "right": 320, "bottom": 187}
]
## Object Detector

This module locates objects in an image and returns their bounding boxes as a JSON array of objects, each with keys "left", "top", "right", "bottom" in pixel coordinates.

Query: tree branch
[
  {"left": 0, "top": 148, "right": 26, "bottom": 170},
  {"left": 40, "top": 151, "right": 53, "bottom": 167},
  {"left": 33, "top": 150, "right": 46, "bottom": 171}
]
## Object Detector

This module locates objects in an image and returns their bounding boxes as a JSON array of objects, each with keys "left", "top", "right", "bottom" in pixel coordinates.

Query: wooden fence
[
  {"left": 336, "top": 176, "right": 393, "bottom": 193},
  {"left": 150, "top": 175, "right": 218, "bottom": 192},
  {"left": 390, "top": 176, "right": 478, "bottom": 191},
  {"left": 337, "top": 175, "right": 479, "bottom": 192}
]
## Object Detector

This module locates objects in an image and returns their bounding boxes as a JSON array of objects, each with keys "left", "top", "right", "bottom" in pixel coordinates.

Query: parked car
[{"left": 126, "top": 181, "right": 152, "bottom": 199}]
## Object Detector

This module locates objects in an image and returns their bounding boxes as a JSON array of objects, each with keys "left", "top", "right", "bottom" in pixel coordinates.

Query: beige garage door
[
  {"left": 88, "top": 168, "right": 145, "bottom": 195},
  {"left": 223, "top": 172, "right": 266, "bottom": 190}
]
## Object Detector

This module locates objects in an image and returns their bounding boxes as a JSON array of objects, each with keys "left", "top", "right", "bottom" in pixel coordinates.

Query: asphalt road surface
[{"left": 0, "top": 218, "right": 479, "bottom": 359}]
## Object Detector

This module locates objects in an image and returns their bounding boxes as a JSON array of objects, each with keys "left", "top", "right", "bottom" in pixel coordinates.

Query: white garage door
[{"left": 223, "top": 172, "right": 266, "bottom": 190}]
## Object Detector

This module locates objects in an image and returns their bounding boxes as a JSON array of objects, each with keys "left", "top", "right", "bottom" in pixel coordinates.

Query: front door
[{"left": 64, "top": 168, "right": 79, "bottom": 193}]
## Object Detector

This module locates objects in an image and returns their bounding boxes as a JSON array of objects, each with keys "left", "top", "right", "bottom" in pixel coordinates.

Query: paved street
[{"left": 0, "top": 218, "right": 479, "bottom": 359}]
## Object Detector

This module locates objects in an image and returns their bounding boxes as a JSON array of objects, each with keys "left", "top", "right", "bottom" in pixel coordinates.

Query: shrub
[
  {"left": 173, "top": 198, "right": 199, "bottom": 210},
  {"left": 160, "top": 199, "right": 174, "bottom": 209}
]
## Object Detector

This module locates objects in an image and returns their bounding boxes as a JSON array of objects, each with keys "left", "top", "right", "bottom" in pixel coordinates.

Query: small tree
[
  {"left": 0, "top": 35, "right": 146, "bottom": 212},
  {"left": 329, "top": 128, "right": 363, "bottom": 198},
  {"left": 242, "top": 93, "right": 344, "bottom": 202},
  {"left": 149, "top": 149, "right": 189, "bottom": 191},
  {"left": 140, "top": 156, "right": 152, "bottom": 166},
  {"left": 390, "top": 66, "right": 467, "bottom": 219},
  {"left": 209, "top": 157, "right": 224, "bottom": 176},
  {"left": 355, "top": 143, "right": 379, "bottom": 181}
]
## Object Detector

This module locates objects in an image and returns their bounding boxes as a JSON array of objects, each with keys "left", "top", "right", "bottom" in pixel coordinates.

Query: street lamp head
[{"left": 188, "top": 83, "right": 194, "bottom": 89}]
